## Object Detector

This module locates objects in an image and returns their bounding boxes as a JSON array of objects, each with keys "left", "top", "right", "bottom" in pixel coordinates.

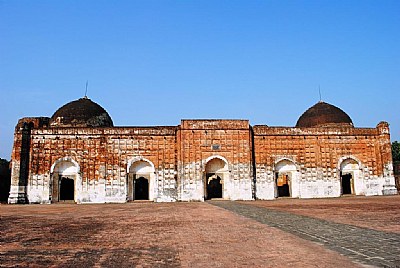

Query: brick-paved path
[{"left": 210, "top": 201, "right": 400, "bottom": 268}]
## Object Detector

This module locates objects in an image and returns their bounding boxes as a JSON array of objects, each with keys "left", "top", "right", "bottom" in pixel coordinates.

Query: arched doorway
[
  {"left": 128, "top": 160, "right": 155, "bottom": 201},
  {"left": 134, "top": 177, "right": 149, "bottom": 200},
  {"left": 60, "top": 177, "right": 74, "bottom": 200},
  {"left": 51, "top": 158, "right": 79, "bottom": 203},
  {"left": 204, "top": 157, "right": 228, "bottom": 200},
  {"left": 341, "top": 173, "right": 353, "bottom": 194},
  {"left": 340, "top": 158, "right": 359, "bottom": 195},
  {"left": 275, "top": 160, "right": 297, "bottom": 198},
  {"left": 206, "top": 174, "right": 222, "bottom": 199}
]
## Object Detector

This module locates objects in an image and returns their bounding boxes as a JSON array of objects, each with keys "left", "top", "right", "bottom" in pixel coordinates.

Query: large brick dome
[
  {"left": 50, "top": 97, "right": 113, "bottom": 127},
  {"left": 296, "top": 101, "right": 353, "bottom": 128}
]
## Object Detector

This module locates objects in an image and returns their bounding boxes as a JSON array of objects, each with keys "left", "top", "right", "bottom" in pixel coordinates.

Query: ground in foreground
[{"left": 1, "top": 196, "right": 399, "bottom": 267}]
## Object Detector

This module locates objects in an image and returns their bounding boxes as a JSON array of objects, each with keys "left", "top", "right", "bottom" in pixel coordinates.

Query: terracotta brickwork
[
  {"left": 9, "top": 117, "right": 178, "bottom": 203},
  {"left": 253, "top": 122, "right": 395, "bottom": 199},
  {"left": 7, "top": 99, "right": 398, "bottom": 204},
  {"left": 178, "top": 120, "right": 253, "bottom": 201}
]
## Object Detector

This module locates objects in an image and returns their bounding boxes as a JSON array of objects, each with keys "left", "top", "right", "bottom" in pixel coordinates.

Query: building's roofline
[{"left": 181, "top": 119, "right": 249, "bottom": 121}]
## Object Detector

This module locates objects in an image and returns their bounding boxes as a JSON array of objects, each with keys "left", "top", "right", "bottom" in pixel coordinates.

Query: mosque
[{"left": 8, "top": 97, "right": 397, "bottom": 204}]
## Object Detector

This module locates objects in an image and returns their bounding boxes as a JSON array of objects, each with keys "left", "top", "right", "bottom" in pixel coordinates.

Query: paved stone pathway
[{"left": 210, "top": 201, "right": 400, "bottom": 268}]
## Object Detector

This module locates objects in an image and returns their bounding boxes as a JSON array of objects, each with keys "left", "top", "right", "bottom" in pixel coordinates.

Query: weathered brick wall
[
  {"left": 178, "top": 120, "right": 253, "bottom": 201},
  {"left": 253, "top": 123, "right": 395, "bottom": 199},
  {"left": 9, "top": 117, "right": 396, "bottom": 204},
  {"left": 8, "top": 117, "right": 49, "bottom": 203},
  {"left": 25, "top": 126, "right": 177, "bottom": 203}
]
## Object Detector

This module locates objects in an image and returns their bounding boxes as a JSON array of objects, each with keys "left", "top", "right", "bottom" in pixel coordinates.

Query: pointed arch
[
  {"left": 338, "top": 156, "right": 362, "bottom": 195},
  {"left": 127, "top": 157, "right": 155, "bottom": 173},
  {"left": 203, "top": 155, "right": 229, "bottom": 200},
  {"left": 203, "top": 155, "right": 229, "bottom": 172},
  {"left": 127, "top": 157, "right": 156, "bottom": 201},
  {"left": 274, "top": 157, "right": 300, "bottom": 171},
  {"left": 50, "top": 157, "right": 81, "bottom": 203},
  {"left": 50, "top": 157, "right": 80, "bottom": 174},
  {"left": 274, "top": 158, "right": 300, "bottom": 198},
  {"left": 337, "top": 155, "right": 362, "bottom": 171}
]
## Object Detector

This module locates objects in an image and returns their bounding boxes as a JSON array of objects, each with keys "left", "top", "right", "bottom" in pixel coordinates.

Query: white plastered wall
[
  {"left": 178, "top": 155, "right": 252, "bottom": 201},
  {"left": 28, "top": 157, "right": 83, "bottom": 204}
]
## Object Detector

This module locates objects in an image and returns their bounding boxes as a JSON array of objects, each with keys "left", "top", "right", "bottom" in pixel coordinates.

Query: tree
[{"left": 392, "top": 141, "right": 400, "bottom": 162}]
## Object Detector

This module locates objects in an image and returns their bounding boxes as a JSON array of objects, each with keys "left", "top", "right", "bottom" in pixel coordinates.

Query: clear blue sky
[{"left": 1, "top": 0, "right": 399, "bottom": 160}]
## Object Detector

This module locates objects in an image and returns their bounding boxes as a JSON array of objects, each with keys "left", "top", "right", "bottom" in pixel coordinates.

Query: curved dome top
[
  {"left": 50, "top": 97, "right": 113, "bottom": 127},
  {"left": 296, "top": 101, "right": 353, "bottom": 128}
]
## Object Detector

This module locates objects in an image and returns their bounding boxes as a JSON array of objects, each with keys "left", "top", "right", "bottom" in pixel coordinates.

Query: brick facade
[{"left": 8, "top": 99, "right": 397, "bottom": 204}]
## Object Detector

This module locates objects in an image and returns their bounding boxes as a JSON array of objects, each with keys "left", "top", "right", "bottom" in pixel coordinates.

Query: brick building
[{"left": 8, "top": 97, "right": 397, "bottom": 204}]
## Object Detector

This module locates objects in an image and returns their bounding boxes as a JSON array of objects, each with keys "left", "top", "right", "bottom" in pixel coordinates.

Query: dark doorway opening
[
  {"left": 341, "top": 173, "right": 353, "bottom": 195},
  {"left": 206, "top": 174, "right": 222, "bottom": 200},
  {"left": 135, "top": 177, "right": 149, "bottom": 200},
  {"left": 276, "top": 173, "right": 290, "bottom": 197},
  {"left": 60, "top": 177, "right": 74, "bottom": 201}
]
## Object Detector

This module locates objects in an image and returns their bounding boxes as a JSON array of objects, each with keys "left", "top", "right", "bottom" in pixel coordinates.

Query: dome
[
  {"left": 296, "top": 101, "right": 353, "bottom": 128},
  {"left": 50, "top": 97, "right": 113, "bottom": 127}
]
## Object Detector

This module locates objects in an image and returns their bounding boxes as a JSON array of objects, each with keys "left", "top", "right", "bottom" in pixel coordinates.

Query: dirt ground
[
  {"left": 247, "top": 195, "right": 400, "bottom": 234},
  {"left": 1, "top": 196, "right": 398, "bottom": 267}
]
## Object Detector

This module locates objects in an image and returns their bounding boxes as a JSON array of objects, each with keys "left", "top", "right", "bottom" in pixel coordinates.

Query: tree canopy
[
  {"left": 392, "top": 141, "right": 400, "bottom": 162},
  {"left": 0, "top": 158, "right": 9, "bottom": 166}
]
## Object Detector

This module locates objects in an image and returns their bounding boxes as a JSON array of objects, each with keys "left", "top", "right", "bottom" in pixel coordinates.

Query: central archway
[
  {"left": 206, "top": 174, "right": 223, "bottom": 199},
  {"left": 204, "top": 157, "right": 228, "bottom": 200},
  {"left": 128, "top": 159, "right": 155, "bottom": 201}
]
